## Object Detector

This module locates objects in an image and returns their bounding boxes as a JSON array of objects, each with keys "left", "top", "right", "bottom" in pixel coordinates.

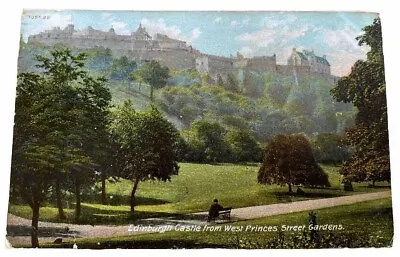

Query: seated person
[{"left": 207, "top": 199, "right": 224, "bottom": 221}]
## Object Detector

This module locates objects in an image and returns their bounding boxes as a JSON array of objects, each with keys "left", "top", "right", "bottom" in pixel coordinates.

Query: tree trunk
[
  {"left": 288, "top": 183, "right": 293, "bottom": 193},
  {"left": 372, "top": 180, "right": 376, "bottom": 187},
  {"left": 130, "top": 178, "right": 140, "bottom": 212},
  {"left": 31, "top": 203, "right": 40, "bottom": 248},
  {"left": 150, "top": 85, "right": 154, "bottom": 102},
  {"left": 101, "top": 170, "right": 108, "bottom": 205},
  {"left": 55, "top": 177, "right": 66, "bottom": 220},
  {"left": 75, "top": 178, "right": 81, "bottom": 223}
]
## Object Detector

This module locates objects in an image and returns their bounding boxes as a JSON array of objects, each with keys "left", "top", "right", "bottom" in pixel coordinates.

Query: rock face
[{"left": 28, "top": 24, "right": 332, "bottom": 79}]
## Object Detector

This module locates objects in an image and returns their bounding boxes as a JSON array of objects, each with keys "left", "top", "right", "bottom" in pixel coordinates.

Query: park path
[
  {"left": 204, "top": 190, "right": 392, "bottom": 220},
  {"left": 6, "top": 190, "right": 391, "bottom": 247}
]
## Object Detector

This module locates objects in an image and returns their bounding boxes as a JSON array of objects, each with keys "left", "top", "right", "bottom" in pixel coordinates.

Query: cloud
[
  {"left": 320, "top": 26, "right": 369, "bottom": 75},
  {"left": 111, "top": 21, "right": 130, "bottom": 35},
  {"left": 22, "top": 13, "right": 72, "bottom": 40},
  {"left": 235, "top": 23, "right": 309, "bottom": 49},
  {"left": 140, "top": 18, "right": 201, "bottom": 44},
  {"left": 236, "top": 14, "right": 369, "bottom": 76},
  {"left": 190, "top": 28, "right": 202, "bottom": 41},
  {"left": 214, "top": 17, "right": 222, "bottom": 23},
  {"left": 101, "top": 12, "right": 112, "bottom": 19}
]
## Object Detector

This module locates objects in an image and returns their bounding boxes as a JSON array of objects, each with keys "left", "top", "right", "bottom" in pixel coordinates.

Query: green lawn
[
  {"left": 40, "top": 198, "right": 393, "bottom": 249},
  {"left": 8, "top": 163, "right": 391, "bottom": 225}
]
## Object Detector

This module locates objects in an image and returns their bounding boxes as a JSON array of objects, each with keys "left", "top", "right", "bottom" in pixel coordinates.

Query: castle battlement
[{"left": 28, "top": 24, "right": 332, "bottom": 78}]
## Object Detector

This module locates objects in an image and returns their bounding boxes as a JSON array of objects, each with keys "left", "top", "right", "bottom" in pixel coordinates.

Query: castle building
[
  {"left": 28, "top": 24, "right": 333, "bottom": 79},
  {"left": 287, "top": 48, "right": 331, "bottom": 75}
]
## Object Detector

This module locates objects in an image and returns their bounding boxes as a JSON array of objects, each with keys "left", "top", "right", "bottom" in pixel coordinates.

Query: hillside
[{"left": 17, "top": 42, "right": 356, "bottom": 142}]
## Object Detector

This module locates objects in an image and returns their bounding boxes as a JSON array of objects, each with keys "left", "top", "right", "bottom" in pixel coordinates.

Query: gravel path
[{"left": 6, "top": 190, "right": 391, "bottom": 247}]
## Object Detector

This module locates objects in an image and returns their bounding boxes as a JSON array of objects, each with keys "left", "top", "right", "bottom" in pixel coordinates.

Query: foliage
[
  {"left": 225, "top": 72, "right": 240, "bottom": 93},
  {"left": 109, "top": 100, "right": 179, "bottom": 211},
  {"left": 183, "top": 120, "right": 233, "bottom": 163},
  {"left": 312, "top": 133, "right": 350, "bottom": 164},
  {"left": 330, "top": 17, "right": 390, "bottom": 183},
  {"left": 216, "top": 74, "right": 224, "bottom": 87},
  {"left": 84, "top": 47, "right": 113, "bottom": 72},
  {"left": 108, "top": 56, "right": 137, "bottom": 81},
  {"left": 11, "top": 47, "right": 112, "bottom": 246},
  {"left": 258, "top": 134, "right": 330, "bottom": 192},
  {"left": 226, "top": 129, "right": 263, "bottom": 162},
  {"left": 132, "top": 60, "right": 170, "bottom": 101}
]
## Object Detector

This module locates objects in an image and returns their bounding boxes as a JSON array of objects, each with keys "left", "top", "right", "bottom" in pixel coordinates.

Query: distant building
[
  {"left": 287, "top": 48, "right": 331, "bottom": 75},
  {"left": 28, "top": 24, "right": 333, "bottom": 79}
]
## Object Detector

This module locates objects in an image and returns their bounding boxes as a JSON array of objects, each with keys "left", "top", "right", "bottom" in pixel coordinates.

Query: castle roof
[
  {"left": 297, "top": 50, "right": 330, "bottom": 66},
  {"left": 134, "top": 24, "right": 152, "bottom": 39}
]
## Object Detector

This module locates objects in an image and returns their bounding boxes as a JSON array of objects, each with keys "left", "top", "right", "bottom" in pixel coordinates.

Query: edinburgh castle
[{"left": 28, "top": 24, "right": 333, "bottom": 79}]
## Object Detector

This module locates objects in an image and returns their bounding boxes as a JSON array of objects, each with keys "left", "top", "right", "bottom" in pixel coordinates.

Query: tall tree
[
  {"left": 132, "top": 60, "right": 170, "bottom": 101},
  {"left": 216, "top": 74, "right": 224, "bottom": 87},
  {"left": 110, "top": 101, "right": 179, "bottom": 212},
  {"left": 225, "top": 72, "right": 240, "bottom": 93},
  {"left": 330, "top": 18, "right": 389, "bottom": 183},
  {"left": 258, "top": 134, "right": 330, "bottom": 192},
  {"left": 11, "top": 48, "right": 112, "bottom": 246},
  {"left": 35, "top": 48, "right": 112, "bottom": 222}
]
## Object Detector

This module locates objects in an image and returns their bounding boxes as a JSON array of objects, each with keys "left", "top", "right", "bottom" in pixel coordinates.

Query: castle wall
[
  {"left": 276, "top": 65, "right": 311, "bottom": 76},
  {"left": 127, "top": 49, "right": 196, "bottom": 70},
  {"left": 246, "top": 56, "right": 276, "bottom": 72},
  {"left": 27, "top": 26, "right": 333, "bottom": 78},
  {"left": 206, "top": 55, "right": 235, "bottom": 78},
  {"left": 310, "top": 61, "right": 330, "bottom": 75}
]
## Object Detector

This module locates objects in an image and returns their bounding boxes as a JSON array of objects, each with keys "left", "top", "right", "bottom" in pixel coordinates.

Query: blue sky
[{"left": 21, "top": 10, "right": 378, "bottom": 76}]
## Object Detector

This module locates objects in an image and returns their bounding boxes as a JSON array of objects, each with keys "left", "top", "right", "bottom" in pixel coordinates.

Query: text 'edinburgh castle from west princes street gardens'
[{"left": 28, "top": 23, "right": 333, "bottom": 79}]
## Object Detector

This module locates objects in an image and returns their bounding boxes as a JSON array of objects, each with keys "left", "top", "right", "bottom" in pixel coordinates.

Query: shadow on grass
[
  {"left": 274, "top": 191, "right": 345, "bottom": 203},
  {"left": 44, "top": 239, "right": 227, "bottom": 249},
  {"left": 75, "top": 204, "right": 179, "bottom": 225},
  {"left": 81, "top": 195, "right": 171, "bottom": 206},
  {"left": 7, "top": 225, "right": 78, "bottom": 238}
]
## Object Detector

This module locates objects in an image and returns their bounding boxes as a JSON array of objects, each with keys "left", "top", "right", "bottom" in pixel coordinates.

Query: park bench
[
  {"left": 219, "top": 207, "right": 232, "bottom": 220},
  {"left": 208, "top": 207, "right": 232, "bottom": 222}
]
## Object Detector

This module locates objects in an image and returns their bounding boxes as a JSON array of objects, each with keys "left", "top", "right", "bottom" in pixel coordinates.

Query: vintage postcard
[{"left": 6, "top": 10, "right": 393, "bottom": 249}]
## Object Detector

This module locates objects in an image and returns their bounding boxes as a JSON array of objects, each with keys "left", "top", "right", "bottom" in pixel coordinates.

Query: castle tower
[{"left": 133, "top": 23, "right": 152, "bottom": 40}]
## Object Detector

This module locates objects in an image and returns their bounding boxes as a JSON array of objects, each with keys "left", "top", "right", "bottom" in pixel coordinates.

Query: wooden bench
[{"left": 208, "top": 207, "right": 232, "bottom": 222}]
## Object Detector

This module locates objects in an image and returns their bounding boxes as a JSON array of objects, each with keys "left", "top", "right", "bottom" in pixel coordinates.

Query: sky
[{"left": 21, "top": 10, "right": 378, "bottom": 76}]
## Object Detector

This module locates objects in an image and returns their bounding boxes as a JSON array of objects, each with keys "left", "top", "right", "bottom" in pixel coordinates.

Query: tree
[
  {"left": 108, "top": 55, "right": 137, "bottom": 81},
  {"left": 85, "top": 47, "right": 113, "bottom": 72},
  {"left": 110, "top": 101, "right": 179, "bottom": 212},
  {"left": 330, "top": 18, "right": 389, "bottom": 183},
  {"left": 132, "top": 60, "right": 170, "bottom": 101},
  {"left": 258, "top": 134, "right": 330, "bottom": 192},
  {"left": 225, "top": 72, "right": 240, "bottom": 93},
  {"left": 226, "top": 129, "right": 262, "bottom": 162},
  {"left": 35, "top": 48, "right": 112, "bottom": 222},
  {"left": 190, "top": 120, "right": 233, "bottom": 163},
  {"left": 312, "top": 133, "right": 349, "bottom": 165},
  {"left": 216, "top": 73, "right": 224, "bottom": 87},
  {"left": 11, "top": 48, "right": 112, "bottom": 246}
]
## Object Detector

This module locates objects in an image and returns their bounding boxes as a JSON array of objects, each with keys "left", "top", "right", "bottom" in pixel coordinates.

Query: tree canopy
[
  {"left": 132, "top": 60, "right": 170, "bottom": 101},
  {"left": 11, "top": 48, "right": 112, "bottom": 246},
  {"left": 258, "top": 134, "right": 330, "bottom": 192},
  {"left": 109, "top": 100, "right": 179, "bottom": 212},
  {"left": 330, "top": 17, "right": 389, "bottom": 183}
]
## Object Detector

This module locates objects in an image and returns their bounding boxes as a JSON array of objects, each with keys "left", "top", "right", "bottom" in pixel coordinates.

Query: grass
[
  {"left": 39, "top": 198, "right": 393, "bottom": 249},
  {"left": 8, "top": 163, "right": 391, "bottom": 225}
]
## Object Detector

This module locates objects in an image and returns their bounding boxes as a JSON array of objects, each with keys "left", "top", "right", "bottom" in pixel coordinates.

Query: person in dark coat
[{"left": 207, "top": 199, "right": 224, "bottom": 222}]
